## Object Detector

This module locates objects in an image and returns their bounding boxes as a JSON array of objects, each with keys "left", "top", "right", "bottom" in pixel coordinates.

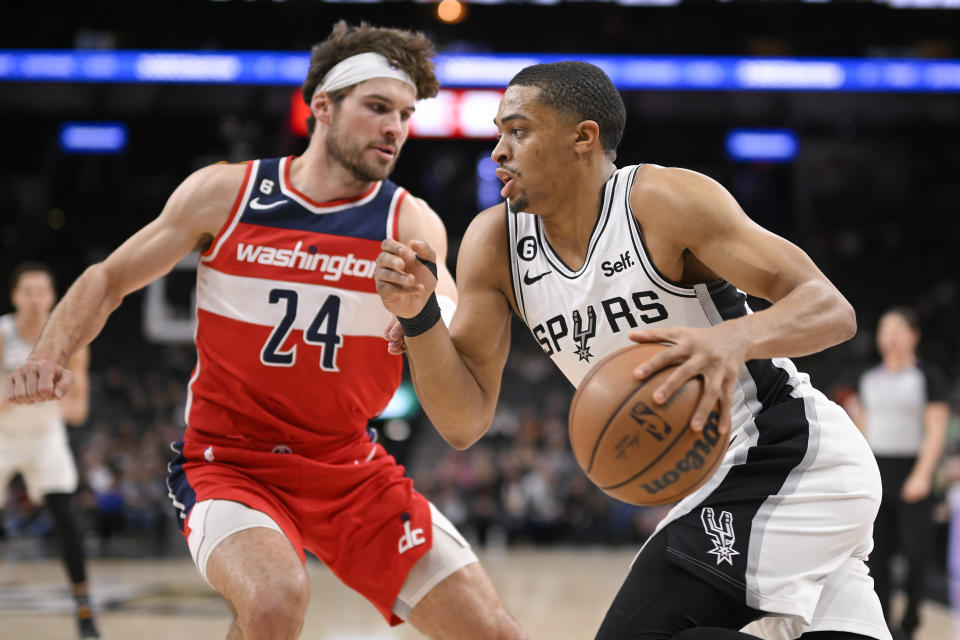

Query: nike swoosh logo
[
  {"left": 249, "top": 197, "right": 289, "bottom": 210},
  {"left": 523, "top": 270, "right": 552, "bottom": 285}
]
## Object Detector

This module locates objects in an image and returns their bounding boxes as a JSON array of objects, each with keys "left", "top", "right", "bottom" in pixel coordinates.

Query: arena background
[{"left": 2, "top": 1, "right": 959, "bottom": 638}]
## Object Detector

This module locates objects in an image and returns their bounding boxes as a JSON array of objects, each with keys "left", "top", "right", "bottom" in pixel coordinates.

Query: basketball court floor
[{"left": 0, "top": 547, "right": 954, "bottom": 639}]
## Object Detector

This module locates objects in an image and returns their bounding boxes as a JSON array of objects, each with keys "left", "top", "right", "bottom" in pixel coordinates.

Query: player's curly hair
[
  {"left": 301, "top": 21, "right": 439, "bottom": 135},
  {"left": 508, "top": 61, "right": 626, "bottom": 156}
]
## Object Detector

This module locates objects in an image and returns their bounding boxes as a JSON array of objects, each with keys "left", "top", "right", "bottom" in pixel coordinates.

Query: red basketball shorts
[{"left": 166, "top": 430, "right": 433, "bottom": 625}]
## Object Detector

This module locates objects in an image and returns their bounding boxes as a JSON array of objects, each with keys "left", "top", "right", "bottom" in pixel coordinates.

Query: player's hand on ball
[
  {"left": 375, "top": 239, "right": 438, "bottom": 319},
  {"left": 628, "top": 324, "right": 749, "bottom": 435},
  {"left": 6, "top": 358, "right": 74, "bottom": 404},
  {"left": 383, "top": 318, "right": 406, "bottom": 355}
]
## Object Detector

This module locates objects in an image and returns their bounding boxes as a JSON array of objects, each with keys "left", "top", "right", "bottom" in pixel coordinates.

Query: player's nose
[
  {"left": 491, "top": 137, "right": 509, "bottom": 165},
  {"left": 382, "top": 111, "right": 403, "bottom": 139}
]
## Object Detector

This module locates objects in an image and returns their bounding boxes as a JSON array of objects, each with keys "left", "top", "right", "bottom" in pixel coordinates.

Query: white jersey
[
  {"left": 506, "top": 164, "right": 811, "bottom": 431},
  {"left": 0, "top": 313, "right": 63, "bottom": 436},
  {"left": 0, "top": 312, "right": 76, "bottom": 502},
  {"left": 505, "top": 166, "right": 889, "bottom": 640}
]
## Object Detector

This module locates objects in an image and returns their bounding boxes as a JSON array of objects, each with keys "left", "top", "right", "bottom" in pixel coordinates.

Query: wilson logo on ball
[{"left": 641, "top": 411, "right": 721, "bottom": 496}]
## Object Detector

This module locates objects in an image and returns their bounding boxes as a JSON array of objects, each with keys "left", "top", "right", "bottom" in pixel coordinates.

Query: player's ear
[
  {"left": 573, "top": 120, "right": 601, "bottom": 156},
  {"left": 312, "top": 91, "right": 334, "bottom": 125}
]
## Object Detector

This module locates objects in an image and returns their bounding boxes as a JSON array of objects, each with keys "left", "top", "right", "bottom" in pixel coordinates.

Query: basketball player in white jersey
[
  {"left": 0, "top": 262, "right": 100, "bottom": 639},
  {"left": 375, "top": 61, "right": 890, "bottom": 640}
]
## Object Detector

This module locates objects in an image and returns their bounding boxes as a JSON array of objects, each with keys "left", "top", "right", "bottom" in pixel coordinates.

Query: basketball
[{"left": 568, "top": 343, "right": 728, "bottom": 506}]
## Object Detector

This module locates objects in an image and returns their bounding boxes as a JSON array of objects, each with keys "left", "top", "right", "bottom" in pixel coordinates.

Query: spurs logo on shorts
[
  {"left": 398, "top": 512, "right": 425, "bottom": 554},
  {"left": 700, "top": 507, "right": 739, "bottom": 566}
]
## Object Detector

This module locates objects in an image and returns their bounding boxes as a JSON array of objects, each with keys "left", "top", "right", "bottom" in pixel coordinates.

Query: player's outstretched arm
[
  {"left": 628, "top": 165, "right": 856, "bottom": 433},
  {"left": 6, "top": 162, "right": 247, "bottom": 405},
  {"left": 376, "top": 206, "right": 513, "bottom": 450},
  {"left": 59, "top": 345, "right": 90, "bottom": 425}
]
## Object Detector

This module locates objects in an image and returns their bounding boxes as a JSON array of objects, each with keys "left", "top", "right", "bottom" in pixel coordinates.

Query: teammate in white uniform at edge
[
  {"left": 0, "top": 262, "right": 100, "bottom": 639},
  {"left": 376, "top": 61, "right": 890, "bottom": 640}
]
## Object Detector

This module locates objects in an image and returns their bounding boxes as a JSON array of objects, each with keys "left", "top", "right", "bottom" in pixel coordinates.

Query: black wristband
[
  {"left": 416, "top": 255, "right": 438, "bottom": 278},
  {"left": 398, "top": 292, "right": 442, "bottom": 337}
]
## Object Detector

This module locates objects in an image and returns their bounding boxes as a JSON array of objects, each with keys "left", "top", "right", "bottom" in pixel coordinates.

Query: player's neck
[
  {"left": 289, "top": 144, "right": 378, "bottom": 203},
  {"left": 882, "top": 352, "right": 916, "bottom": 371},
  {"left": 538, "top": 163, "right": 616, "bottom": 270},
  {"left": 14, "top": 312, "right": 45, "bottom": 344}
]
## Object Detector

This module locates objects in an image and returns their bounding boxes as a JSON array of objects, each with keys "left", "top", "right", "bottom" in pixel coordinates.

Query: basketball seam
[
  {"left": 600, "top": 420, "right": 690, "bottom": 490},
  {"left": 585, "top": 382, "right": 645, "bottom": 474},
  {"left": 570, "top": 345, "right": 639, "bottom": 471}
]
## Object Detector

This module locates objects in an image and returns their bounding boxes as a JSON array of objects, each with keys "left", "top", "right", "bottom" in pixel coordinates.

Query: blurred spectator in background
[
  {"left": 846, "top": 306, "right": 951, "bottom": 640},
  {"left": 0, "top": 262, "right": 101, "bottom": 639}
]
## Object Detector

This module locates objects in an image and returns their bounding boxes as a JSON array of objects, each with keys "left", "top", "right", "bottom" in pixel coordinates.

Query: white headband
[{"left": 312, "top": 52, "right": 416, "bottom": 101}]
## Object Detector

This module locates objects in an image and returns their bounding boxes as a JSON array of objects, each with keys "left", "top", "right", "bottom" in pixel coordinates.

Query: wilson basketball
[{"left": 568, "top": 343, "right": 728, "bottom": 506}]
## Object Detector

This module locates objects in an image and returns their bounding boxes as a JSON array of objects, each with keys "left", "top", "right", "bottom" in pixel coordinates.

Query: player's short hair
[
  {"left": 301, "top": 21, "right": 439, "bottom": 135},
  {"left": 10, "top": 261, "right": 55, "bottom": 293},
  {"left": 508, "top": 61, "right": 626, "bottom": 156},
  {"left": 883, "top": 306, "right": 920, "bottom": 332}
]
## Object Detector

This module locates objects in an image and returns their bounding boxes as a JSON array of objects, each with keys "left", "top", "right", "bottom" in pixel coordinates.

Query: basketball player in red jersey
[
  {"left": 6, "top": 22, "right": 525, "bottom": 640},
  {"left": 376, "top": 62, "right": 888, "bottom": 640}
]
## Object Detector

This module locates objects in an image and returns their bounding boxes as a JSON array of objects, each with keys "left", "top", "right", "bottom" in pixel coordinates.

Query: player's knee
[
  {"left": 234, "top": 572, "right": 309, "bottom": 638},
  {"left": 501, "top": 621, "right": 529, "bottom": 640},
  {"left": 488, "top": 608, "right": 528, "bottom": 640}
]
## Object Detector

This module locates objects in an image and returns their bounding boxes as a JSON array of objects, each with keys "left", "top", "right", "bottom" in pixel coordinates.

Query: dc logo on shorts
[
  {"left": 398, "top": 512, "right": 425, "bottom": 554},
  {"left": 701, "top": 507, "right": 739, "bottom": 566}
]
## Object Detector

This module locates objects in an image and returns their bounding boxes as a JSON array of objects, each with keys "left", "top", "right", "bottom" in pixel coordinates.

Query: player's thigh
[
  {"left": 752, "top": 555, "right": 887, "bottom": 640},
  {"left": 195, "top": 500, "right": 308, "bottom": 613},
  {"left": 401, "top": 504, "right": 517, "bottom": 637},
  {"left": 595, "top": 533, "right": 761, "bottom": 640}
]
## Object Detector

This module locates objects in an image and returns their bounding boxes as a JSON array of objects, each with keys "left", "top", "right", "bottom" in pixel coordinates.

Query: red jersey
[{"left": 185, "top": 156, "right": 404, "bottom": 447}]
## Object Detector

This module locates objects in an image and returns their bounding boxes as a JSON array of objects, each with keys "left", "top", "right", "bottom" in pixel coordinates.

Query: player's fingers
[
  {"left": 36, "top": 362, "right": 59, "bottom": 401},
  {"left": 374, "top": 263, "right": 417, "bottom": 289},
  {"left": 387, "top": 338, "right": 406, "bottom": 355},
  {"left": 628, "top": 328, "right": 678, "bottom": 344},
  {"left": 383, "top": 318, "right": 401, "bottom": 341},
  {"left": 5, "top": 373, "right": 15, "bottom": 402},
  {"left": 409, "top": 239, "right": 437, "bottom": 263},
  {"left": 633, "top": 343, "right": 685, "bottom": 380},
  {"left": 716, "top": 377, "right": 737, "bottom": 435},
  {"left": 689, "top": 378, "right": 722, "bottom": 432},
  {"left": 54, "top": 368, "right": 74, "bottom": 399},
  {"left": 23, "top": 364, "right": 40, "bottom": 400},
  {"left": 651, "top": 357, "right": 703, "bottom": 404},
  {"left": 376, "top": 251, "right": 410, "bottom": 274},
  {"left": 380, "top": 238, "right": 407, "bottom": 255},
  {"left": 8, "top": 371, "right": 23, "bottom": 402}
]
